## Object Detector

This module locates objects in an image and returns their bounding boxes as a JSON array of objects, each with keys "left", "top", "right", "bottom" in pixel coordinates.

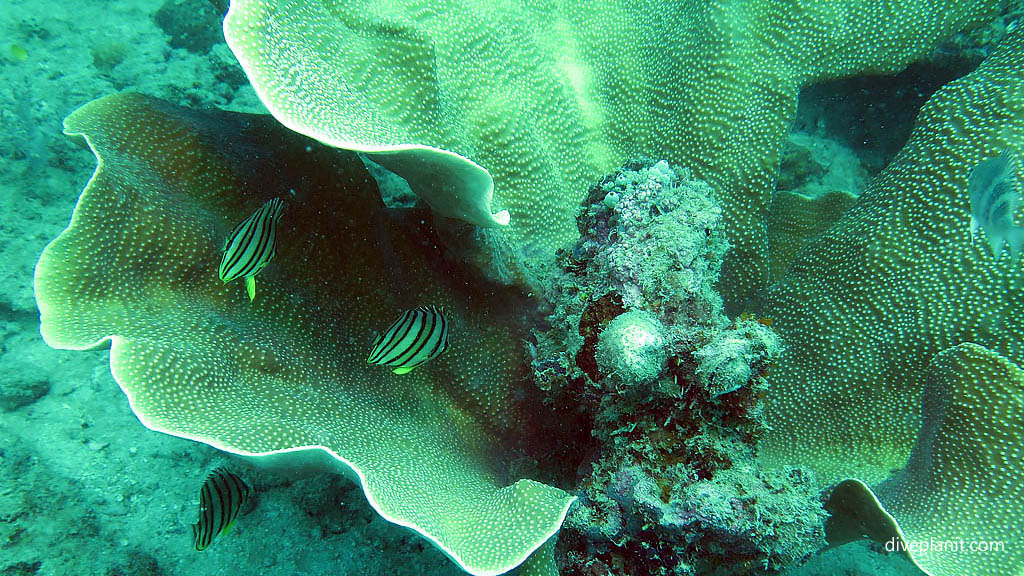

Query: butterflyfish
[
  {"left": 219, "top": 197, "right": 284, "bottom": 301},
  {"left": 969, "top": 150, "right": 1024, "bottom": 260},
  {"left": 367, "top": 305, "right": 450, "bottom": 374},
  {"left": 192, "top": 467, "right": 251, "bottom": 551}
]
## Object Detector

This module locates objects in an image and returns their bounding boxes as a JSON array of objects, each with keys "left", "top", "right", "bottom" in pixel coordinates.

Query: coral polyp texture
[
  {"left": 532, "top": 160, "right": 818, "bottom": 575},
  {"left": 34, "top": 93, "right": 573, "bottom": 576},
  {"left": 824, "top": 343, "right": 1024, "bottom": 576},
  {"left": 875, "top": 343, "right": 1024, "bottom": 576},
  {"left": 222, "top": 0, "right": 1003, "bottom": 303},
  {"left": 760, "top": 25, "right": 1024, "bottom": 576}
]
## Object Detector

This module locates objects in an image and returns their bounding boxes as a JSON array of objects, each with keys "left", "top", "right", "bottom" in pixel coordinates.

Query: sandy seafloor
[{"left": 0, "top": 0, "right": 933, "bottom": 574}]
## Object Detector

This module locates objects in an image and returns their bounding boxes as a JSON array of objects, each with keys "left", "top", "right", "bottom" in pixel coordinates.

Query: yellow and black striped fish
[
  {"left": 367, "top": 306, "right": 450, "bottom": 374},
  {"left": 192, "top": 467, "right": 251, "bottom": 551},
  {"left": 219, "top": 197, "right": 284, "bottom": 301}
]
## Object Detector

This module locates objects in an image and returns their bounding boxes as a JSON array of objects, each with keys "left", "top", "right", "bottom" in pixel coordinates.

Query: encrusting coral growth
[
  {"left": 531, "top": 160, "right": 823, "bottom": 575},
  {"left": 759, "top": 24, "right": 1024, "bottom": 576},
  {"left": 34, "top": 93, "right": 573, "bottom": 576},
  {"left": 221, "top": 0, "right": 1005, "bottom": 305},
  {"left": 595, "top": 311, "right": 667, "bottom": 386}
]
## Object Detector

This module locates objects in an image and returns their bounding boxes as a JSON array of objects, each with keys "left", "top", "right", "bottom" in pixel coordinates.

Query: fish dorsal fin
[{"left": 991, "top": 176, "right": 1020, "bottom": 213}]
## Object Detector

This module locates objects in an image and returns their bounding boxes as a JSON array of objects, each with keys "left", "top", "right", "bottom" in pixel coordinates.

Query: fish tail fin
[
  {"left": 245, "top": 276, "right": 256, "bottom": 301},
  {"left": 988, "top": 232, "right": 1005, "bottom": 259},
  {"left": 192, "top": 522, "right": 205, "bottom": 551},
  {"left": 1008, "top": 226, "right": 1024, "bottom": 262}
]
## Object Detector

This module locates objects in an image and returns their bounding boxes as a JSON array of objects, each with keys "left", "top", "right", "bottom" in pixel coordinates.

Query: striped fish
[
  {"left": 969, "top": 150, "right": 1024, "bottom": 260},
  {"left": 219, "top": 198, "right": 284, "bottom": 301},
  {"left": 192, "top": 467, "right": 251, "bottom": 551},
  {"left": 367, "top": 306, "right": 450, "bottom": 374}
]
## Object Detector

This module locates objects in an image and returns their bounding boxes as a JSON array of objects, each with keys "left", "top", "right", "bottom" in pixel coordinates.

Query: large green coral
[
  {"left": 760, "top": 24, "right": 1024, "bottom": 484},
  {"left": 222, "top": 0, "right": 1003, "bottom": 302},
  {"left": 876, "top": 343, "right": 1024, "bottom": 576},
  {"left": 35, "top": 93, "right": 573, "bottom": 576},
  {"left": 761, "top": 25, "right": 1024, "bottom": 576},
  {"left": 825, "top": 344, "right": 1024, "bottom": 576}
]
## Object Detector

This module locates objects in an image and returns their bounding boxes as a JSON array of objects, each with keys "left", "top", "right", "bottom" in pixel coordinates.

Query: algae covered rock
[
  {"left": 532, "top": 159, "right": 823, "bottom": 575},
  {"left": 154, "top": 0, "right": 225, "bottom": 54},
  {"left": 694, "top": 320, "right": 780, "bottom": 398}
]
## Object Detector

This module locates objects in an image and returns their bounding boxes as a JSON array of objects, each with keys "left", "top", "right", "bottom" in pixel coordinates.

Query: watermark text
[{"left": 886, "top": 537, "right": 1005, "bottom": 554}]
